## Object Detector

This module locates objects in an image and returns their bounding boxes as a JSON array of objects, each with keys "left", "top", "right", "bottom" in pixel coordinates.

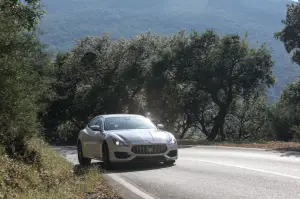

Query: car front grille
[
  {"left": 131, "top": 144, "right": 167, "bottom": 154},
  {"left": 132, "top": 156, "right": 166, "bottom": 162}
]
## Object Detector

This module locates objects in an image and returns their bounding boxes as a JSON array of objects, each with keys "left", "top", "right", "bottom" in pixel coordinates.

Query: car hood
[{"left": 107, "top": 129, "right": 171, "bottom": 144}]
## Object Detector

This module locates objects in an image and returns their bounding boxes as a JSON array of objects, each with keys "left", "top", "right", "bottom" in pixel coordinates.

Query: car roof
[{"left": 98, "top": 114, "right": 145, "bottom": 119}]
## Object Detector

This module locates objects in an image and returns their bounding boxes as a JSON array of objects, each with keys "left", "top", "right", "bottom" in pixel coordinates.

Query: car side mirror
[
  {"left": 90, "top": 125, "right": 101, "bottom": 131},
  {"left": 157, "top": 124, "right": 164, "bottom": 129}
]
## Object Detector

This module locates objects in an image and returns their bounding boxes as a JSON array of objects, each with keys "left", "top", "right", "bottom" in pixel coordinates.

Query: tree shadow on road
[
  {"left": 52, "top": 146, "right": 77, "bottom": 155},
  {"left": 268, "top": 147, "right": 300, "bottom": 158}
]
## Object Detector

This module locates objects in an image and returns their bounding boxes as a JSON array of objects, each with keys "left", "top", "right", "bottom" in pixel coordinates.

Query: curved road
[{"left": 55, "top": 146, "right": 300, "bottom": 199}]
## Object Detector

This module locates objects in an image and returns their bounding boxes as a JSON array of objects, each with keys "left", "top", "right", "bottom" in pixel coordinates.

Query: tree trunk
[
  {"left": 127, "top": 100, "right": 138, "bottom": 113},
  {"left": 70, "top": 118, "right": 82, "bottom": 130},
  {"left": 179, "top": 114, "right": 193, "bottom": 139},
  {"left": 238, "top": 128, "right": 242, "bottom": 140},
  {"left": 207, "top": 105, "right": 228, "bottom": 141},
  {"left": 220, "top": 125, "right": 226, "bottom": 141},
  {"left": 179, "top": 126, "right": 189, "bottom": 139}
]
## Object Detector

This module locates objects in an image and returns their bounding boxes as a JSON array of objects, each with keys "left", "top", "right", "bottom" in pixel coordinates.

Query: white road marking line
[
  {"left": 191, "top": 145, "right": 268, "bottom": 151},
  {"left": 108, "top": 173, "right": 158, "bottom": 199},
  {"left": 180, "top": 157, "right": 300, "bottom": 180}
]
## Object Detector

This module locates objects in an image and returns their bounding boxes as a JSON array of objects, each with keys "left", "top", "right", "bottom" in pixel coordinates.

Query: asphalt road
[{"left": 54, "top": 146, "right": 300, "bottom": 199}]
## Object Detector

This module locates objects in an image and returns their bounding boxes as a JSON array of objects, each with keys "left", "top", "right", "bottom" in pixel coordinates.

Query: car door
[
  {"left": 91, "top": 117, "right": 105, "bottom": 159},
  {"left": 85, "top": 116, "right": 101, "bottom": 158}
]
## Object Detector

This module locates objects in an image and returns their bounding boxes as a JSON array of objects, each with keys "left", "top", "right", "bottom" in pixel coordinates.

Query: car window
[
  {"left": 95, "top": 117, "right": 103, "bottom": 129},
  {"left": 104, "top": 116, "right": 157, "bottom": 131},
  {"left": 87, "top": 117, "right": 101, "bottom": 128}
]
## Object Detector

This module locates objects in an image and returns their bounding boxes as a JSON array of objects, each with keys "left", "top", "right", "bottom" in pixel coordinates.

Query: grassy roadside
[
  {"left": 178, "top": 140, "right": 300, "bottom": 151},
  {"left": 0, "top": 138, "right": 121, "bottom": 199}
]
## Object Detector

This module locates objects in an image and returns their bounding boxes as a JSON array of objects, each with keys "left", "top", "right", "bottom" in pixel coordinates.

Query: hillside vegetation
[
  {"left": 40, "top": 1, "right": 300, "bottom": 144},
  {"left": 0, "top": 138, "right": 117, "bottom": 199},
  {"left": 39, "top": 0, "right": 300, "bottom": 102},
  {"left": 0, "top": 1, "right": 120, "bottom": 198}
]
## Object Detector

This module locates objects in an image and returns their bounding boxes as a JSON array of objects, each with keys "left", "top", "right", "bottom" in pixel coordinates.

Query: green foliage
[
  {"left": 2, "top": 0, "right": 300, "bottom": 151},
  {"left": 39, "top": 0, "right": 300, "bottom": 103},
  {"left": 0, "top": 0, "right": 51, "bottom": 156},
  {"left": 270, "top": 2, "right": 300, "bottom": 142},
  {"left": 46, "top": 29, "right": 275, "bottom": 142},
  {"left": 275, "top": 2, "right": 300, "bottom": 65},
  {"left": 0, "top": 0, "right": 44, "bottom": 32},
  {"left": 270, "top": 78, "right": 300, "bottom": 141},
  {"left": 42, "top": 32, "right": 167, "bottom": 143},
  {"left": 0, "top": 138, "right": 109, "bottom": 199},
  {"left": 225, "top": 95, "right": 271, "bottom": 141},
  {"left": 146, "top": 30, "right": 274, "bottom": 140},
  {"left": 0, "top": 4, "right": 118, "bottom": 198},
  {"left": 55, "top": 121, "right": 78, "bottom": 144},
  {"left": 291, "top": 125, "right": 300, "bottom": 141}
]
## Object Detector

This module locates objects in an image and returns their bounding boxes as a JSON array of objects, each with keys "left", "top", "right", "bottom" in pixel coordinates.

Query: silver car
[{"left": 77, "top": 114, "right": 178, "bottom": 170}]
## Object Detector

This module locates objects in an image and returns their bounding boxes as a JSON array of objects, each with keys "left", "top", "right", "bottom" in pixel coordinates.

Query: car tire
[
  {"left": 164, "top": 160, "right": 176, "bottom": 165},
  {"left": 102, "top": 143, "right": 113, "bottom": 170},
  {"left": 77, "top": 141, "right": 91, "bottom": 166}
]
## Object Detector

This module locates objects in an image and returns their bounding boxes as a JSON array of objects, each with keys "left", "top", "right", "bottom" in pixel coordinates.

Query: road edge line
[
  {"left": 181, "top": 157, "right": 300, "bottom": 180},
  {"left": 108, "top": 173, "right": 158, "bottom": 199},
  {"left": 179, "top": 145, "right": 269, "bottom": 151}
]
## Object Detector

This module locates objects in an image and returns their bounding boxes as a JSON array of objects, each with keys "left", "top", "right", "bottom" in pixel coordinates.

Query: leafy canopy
[{"left": 275, "top": 2, "right": 300, "bottom": 65}]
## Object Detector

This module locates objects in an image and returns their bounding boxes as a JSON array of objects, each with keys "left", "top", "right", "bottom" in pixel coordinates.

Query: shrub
[{"left": 0, "top": 137, "right": 117, "bottom": 199}]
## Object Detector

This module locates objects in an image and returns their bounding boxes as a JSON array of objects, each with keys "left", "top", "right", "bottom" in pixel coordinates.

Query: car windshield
[{"left": 104, "top": 116, "right": 157, "bottom": 131}]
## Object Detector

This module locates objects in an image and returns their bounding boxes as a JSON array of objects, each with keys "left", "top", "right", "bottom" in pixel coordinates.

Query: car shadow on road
[
  {"left": 178, "top": 145, "right": 194, "bottom": 149},
  {"left": 73, "top": 161, "right": 175, "bottom": 175},
  {"left": 106, "top": 162, "right": 175, "bottom": 174}
]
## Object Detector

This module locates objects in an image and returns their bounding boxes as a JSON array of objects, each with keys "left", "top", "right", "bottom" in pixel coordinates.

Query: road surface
[{"left": 54, "top": 146, "right": 300, "bottom": 199}]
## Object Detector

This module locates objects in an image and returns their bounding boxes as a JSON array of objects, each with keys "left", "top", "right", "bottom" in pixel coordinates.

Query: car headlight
[
  {"left": 169, "top": 136, "right": 177, "bottom": 144},
  {"left": 112, "top": 138, "right": 128, "bottom": 146}
]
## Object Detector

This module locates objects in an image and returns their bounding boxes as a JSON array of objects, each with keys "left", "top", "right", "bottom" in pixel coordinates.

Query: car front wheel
[
  {"left": 102, "top": 143, "right": 113, "bottom": 170},
  {"left": 77, "top": 141, "right": 91, "bottom": 166}
]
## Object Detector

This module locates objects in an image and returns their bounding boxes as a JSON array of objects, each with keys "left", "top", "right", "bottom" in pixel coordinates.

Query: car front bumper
[{"left": 109, "top": 143, "right": 178, "bottom": 163}]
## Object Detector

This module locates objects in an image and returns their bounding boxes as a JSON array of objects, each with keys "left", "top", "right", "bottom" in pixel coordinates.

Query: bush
[
  {"left": 0, "top": 0, "right": 52, "bottom": 157},
  {"left": 268, "top": 78, "right": 300, "bottom": 141},
  {"left": 224, "top": 95, "right": 270, "bottom": 141},
  {"left": 0, "top": 137, "right": 117, "bottom": 199},
  {"left": 291, "top": 125, "right": 300, "bottom": 141},
  {"left": 0, "top": 2, "right": 119, "bottom": 198},
  {"left": 46, "top": 121, "right": 79, "bottom": 145}
]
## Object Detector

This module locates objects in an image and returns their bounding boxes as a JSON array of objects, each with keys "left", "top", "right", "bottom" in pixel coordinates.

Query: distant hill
[{"left": 39, "top": 0, "right": 300, "bottom": 103}]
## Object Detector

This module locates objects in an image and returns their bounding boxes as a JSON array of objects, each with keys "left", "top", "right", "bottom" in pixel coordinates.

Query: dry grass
[
  {"left": 0, "top": 138, "right": 121, "bottom": 199},
  {"left": 178, "top": 139, "right": 300, "bottom": 151}
]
